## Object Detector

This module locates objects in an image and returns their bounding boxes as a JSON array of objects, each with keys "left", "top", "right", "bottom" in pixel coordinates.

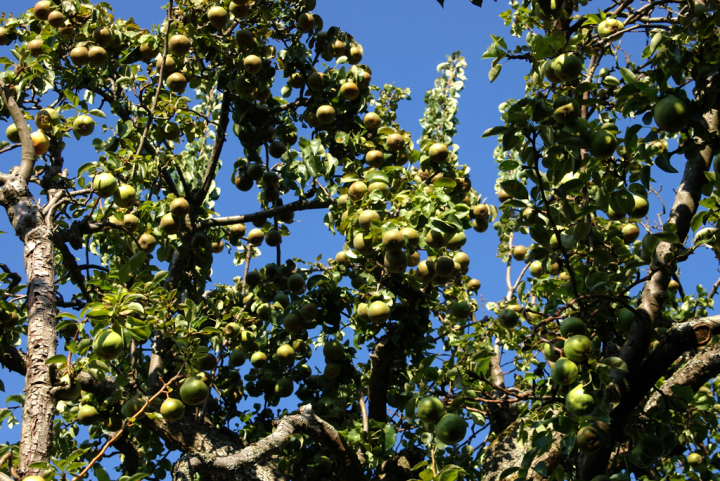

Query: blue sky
[{"left": 1, "top": 0, "right": 719, "bottom": 468}]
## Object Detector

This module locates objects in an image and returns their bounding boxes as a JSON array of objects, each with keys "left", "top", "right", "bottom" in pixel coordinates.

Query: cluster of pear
[
  {"left": 408, "top": 396, "right": 469, "bottom": 446},
  {"left": 23, "top": 1, "right": 116, "bottom": 67},
  {"left": 91, "top": 172, "right": 161, "bottom": 252},
  {"left": 4, "top": 105, "right": 95, "bottom": 156}
]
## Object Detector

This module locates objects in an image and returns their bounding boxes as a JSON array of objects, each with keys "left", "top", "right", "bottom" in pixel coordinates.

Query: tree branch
[
  {"left": 368, "top": 335, "right": 398, "bottom": 423},
  {"left": 198, "top": 199, "right": 331, "bottom": 229},
  {"left": 644, "top": 342, "right": 720, "bottom": 412},
  {"left": 618, "top": 107, "right": 718, "bottom": 378},
  {"left": 581, "top": 315, "right": 720, "bottom": 479},
  {"left": 183, "top": 405, "right": 364, "bottom": 481},
  {"left": 196, "top": 94, "right": 232, "bottom": 204},
  {"left": 1, "top": 343, "right": 27, "bottom": 375},
  {"left": 0, "top": 78, "right": 35, "bottom": 182}
]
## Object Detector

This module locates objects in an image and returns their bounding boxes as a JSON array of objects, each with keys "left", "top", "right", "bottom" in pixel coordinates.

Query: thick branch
[
  {"left": 197, "top": 94, "right": 232, "bottom": 203},
  {"left": 185, "top": 405, "right": 364, "bottom": 481},
  {"left": 619, "top": 107, "right": 718, "bottom": 377},
  {"left": 1, "top": 343, "right": 27, "bottom": 374},
  {"left": 198, "top": 199, "right": 331, "bottom": 229},
  {"left": 645, "top": 342, "right": 720, "bottom": 411},
  {"left": 368, "top": 336, "right": 398, "bottom": 423},
  {"left": 580, "top": 315, "right": 720, "bottom": 479},
  {"left": 0, "top": 78, "right": 35, "bottom": 182}
]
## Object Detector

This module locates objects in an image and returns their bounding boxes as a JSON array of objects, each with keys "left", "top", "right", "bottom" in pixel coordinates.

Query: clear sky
[{"left": 1, "top": 0, "right": 718, "bottom": 466}]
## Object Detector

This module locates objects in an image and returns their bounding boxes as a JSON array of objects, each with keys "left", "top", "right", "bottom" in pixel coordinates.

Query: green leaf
[
  {"left": 129, "top": 251, "right": 146, "bottom": 271},
  {"left": 364, "top": 170, "right": 390, "bottom": 184},
  {"left": 648, "top": 32, "right": 664, "bottom": 56},
  {"left": 618, "top": 67, "right": 637, "bottom": 83},
  {"left": 482, "top": 126, "right": 507, "bottom": 138},
  {"left": 671, "top": 385, "right": 694, "bottom": 403},
  {"left": 88, "top": 109, "right": 106, "bottom": 118},
  {"left": 437, "top": 465, "right": 468, "bottom": 481},
  {"left": 45, "top": 354, "right": 68, "bottom": 365},
  {"left": 690, "top": 211, "right": 709, "bottom": 233},
  {"left": 124, "top": 302, "right": 145, "bottom": 314},
  {"left": 87, "top": 308, "right": 110, "bottom": 320},
  {"left": 383, "top": 423, "right": 396, "bottom": 451},
  {"left": 419, "top": 468, "right": 434, "bottom": 481},
  {"left": 500, "top": 180, "right": 528, "bottom": 199},
  {"left": 489, "top": 64, "right": 502, "bottom": 83},
  {"left": 655, "top": 152, "right": 678, "bottom": 174},
  {"left": 599, "top": 357, "right": 628, "bottom": 372},
  {"left": 653, "top": 231, "right": 680, "bottom": 243},
  {"left": 499, "top": 467, "right": 519, "bottom": 480},
  {"left": 433, "top": 177, "right": 457, "bottom": 189},
  {"left": 126, "top": 474, "right": 150, "bottom": 481}
]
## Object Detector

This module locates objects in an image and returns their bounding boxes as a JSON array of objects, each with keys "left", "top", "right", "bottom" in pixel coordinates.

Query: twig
[
  {"left": 709, "top": 275, "right": 720, "bottom": 299},
  {"left": 241, "top": 243, "right": 252, "bottom": 296},
  {"left": 134, "top": 2, "right": 173, "bottom": 157},
  {"left": 357, "top": 378, "right": 369, "bottom": 434},
  {"left": 71, "top": 371, "right": 183, "bottom": 481},
  {"left": 0, "top": 144, "right": 21, "bottom": 155}
]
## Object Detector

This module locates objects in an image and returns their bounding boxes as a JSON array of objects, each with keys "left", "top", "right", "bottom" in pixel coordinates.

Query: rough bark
[
  {"left": 487, "top": 340, "right": 518, "bottom": 434},
  {"left": 368, "top": 336, "right": 398, "bottom": 422},
  {"left": 580, "top": 315, "right": 720, "bottom": 479},
  {"left": 578, "top": 106, "right": 719, "bottom": 480},
  {"left": 0, "top": 80, "right": 57, "bottom": 478},
  {"left": 482, "top": 417, "right": 563, "bottom": 481},
  {"left": 163, "top": 405, "right": 364, "bottom": 481},
  {"left": 17, "top": 231, "right": 57, "bottom": 476},
  {"left": 374, "top": 447, "right": 425, "bottom": 480},
  {"left": 644, "top": 342, "right": 720, "bottom": 411}
]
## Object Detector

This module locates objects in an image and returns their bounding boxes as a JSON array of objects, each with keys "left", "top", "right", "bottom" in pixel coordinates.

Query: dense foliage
[{"left": 0, "top": 0, "right": 720, "bottom": 480}]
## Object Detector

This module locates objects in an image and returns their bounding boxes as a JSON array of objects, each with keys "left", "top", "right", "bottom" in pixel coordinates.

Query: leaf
[
  {"left": 533, "top": 462, "right": 548, "bottom": 477},
  {"left": 618, "top": 67, "right": 637, "bottom": 83},
  {"left": 482, "top": 126, "right": 507, "bottom": 138},
  {"left": 126, "top": 474, "right": 150, "bottom": 481},
  {"left": 88, "top": 109, "right": 106, "bottom": 118},
  {"left": 129, "top": 251, "right": 146, "bottom": 270},
  {"left": 599, "top": 357, "right": 628, "bottom": 372},
  {"left": 364, "top": 170, "right": 389, "bottom": 184},
  {"left": 45, "top": 354, "right": 68, "bottom": 365},
  {"left": 671, "top": 385, "right": 694, "bottom": 403},
  {"left": 437, "top": 0, "right": 444, "bottom": 6},
  {"left": 93, "top": 464, "right": 110, "bottom": 481},
  {"left": 383, "top": 423, "right": 396, "bottom": 451},
  {"left": 437, "top": 465, "right": 468, "bottom": 481},
  {"left": 124, "top": 302, "right": 145, "bottom": 314},
  {"left": 433, "top": 177, "right": 457, "bottom": 189},
  {"left": 499, "top": 467, "right": 519, "bottom": 480},
  {"left": 500, "top": 180, "right": 528, "bottom": 199},
  {"left": 690, "top": 211, "right": 709, "bottom": 233},
  {"left": 653, "top": 231, "right": 680, "bottom": 243},
  {"left": 419, "top": 468, "right": 434, "bottom": 481},
  {"left": 648, "top": 32, "right": 664, "bottom": 56},
  {"left": 655, "top": 152, "right": 678, "bottom": 174},
  {"left": 489, "top": 64, "right": 502, "bottom": 83}
]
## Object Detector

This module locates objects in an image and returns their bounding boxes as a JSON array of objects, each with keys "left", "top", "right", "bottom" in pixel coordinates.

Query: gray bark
[{"left": 0, "top": 81, "right": 57, "bottom": 478}]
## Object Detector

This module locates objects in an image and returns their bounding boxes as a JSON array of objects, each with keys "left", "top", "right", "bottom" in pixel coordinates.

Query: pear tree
[{"left": 0, "top": 0, "right": 720, "bottom": 480}]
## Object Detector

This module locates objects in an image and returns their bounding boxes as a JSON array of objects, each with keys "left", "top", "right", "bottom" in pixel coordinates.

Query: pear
[{"left": 566, "top": 384, "right": 595, "bottom": 416}]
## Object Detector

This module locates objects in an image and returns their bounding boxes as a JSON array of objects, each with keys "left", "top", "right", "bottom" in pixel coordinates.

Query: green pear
[
  {"left": 566, "top": 384, "right": 595, "bottom": 416},
  {"left": 551, "top": 358, "right": 578, "bottom": 385},
  {"left": 563, "top": 335, "right": 593, "bottom": 363}
]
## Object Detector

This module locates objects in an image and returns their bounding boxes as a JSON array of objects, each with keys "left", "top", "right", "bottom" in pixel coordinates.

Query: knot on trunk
[{"left": 693, "top": 323, "right": 712, "bottom": 345}]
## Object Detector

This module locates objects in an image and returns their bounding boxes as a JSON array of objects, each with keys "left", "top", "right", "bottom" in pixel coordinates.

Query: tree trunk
[{"left": 17, "top": 228, "right": 57, "bottom": 476}]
